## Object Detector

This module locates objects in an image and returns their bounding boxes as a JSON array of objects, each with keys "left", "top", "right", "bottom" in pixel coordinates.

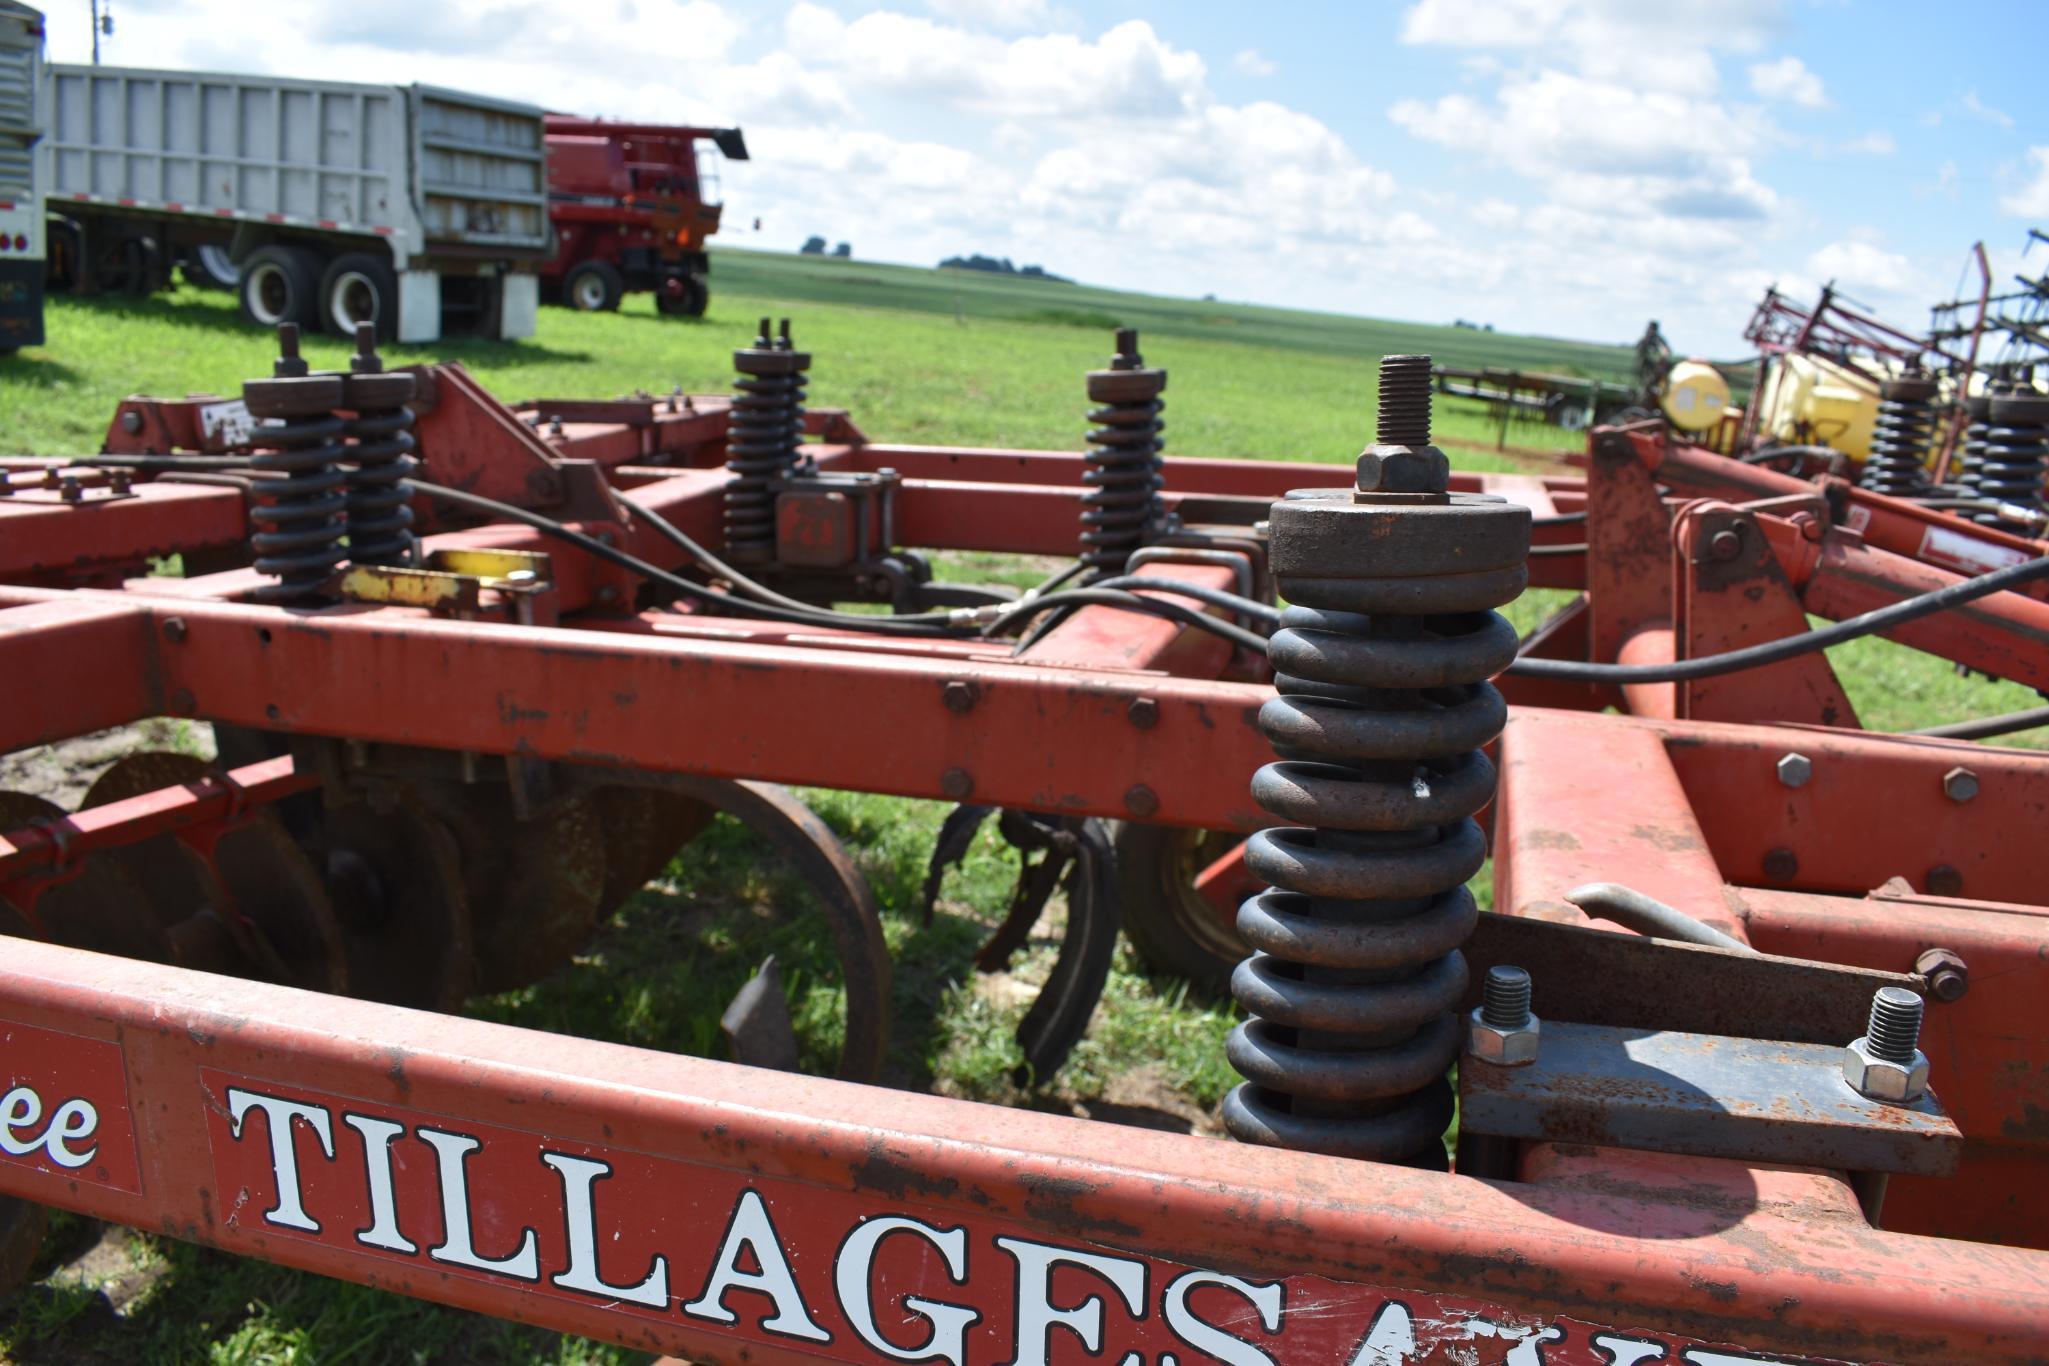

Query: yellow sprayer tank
[
  {"left": 1660, "top": 359, "right": 1731, "bottom": 433},
  {"left": 1753, "top": 353, "right": 1880, "bottom": 460}
]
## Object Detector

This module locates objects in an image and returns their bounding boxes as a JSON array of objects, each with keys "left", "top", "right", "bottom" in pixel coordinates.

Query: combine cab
[{"left": 542, "top": 117, "right": 747, "bottom": 318}]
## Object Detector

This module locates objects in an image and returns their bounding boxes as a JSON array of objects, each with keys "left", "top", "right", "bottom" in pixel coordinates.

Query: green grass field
[{"left": 0, "top": 250, "right": 2042, "bottom": 1362}]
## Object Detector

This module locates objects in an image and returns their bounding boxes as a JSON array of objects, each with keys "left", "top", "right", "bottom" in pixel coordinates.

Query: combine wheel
[
  {"left": 80, "top": 753, "right": 346, "bottom": 992},
  {"left": 563, "top": 261, "right": 624, "bottom": 313},
  {"left": 323, "top": 793, "right": 473, "bottom": 1009},
  {"left": 0, "top": 792, "right": 171, "bottom": 962}
]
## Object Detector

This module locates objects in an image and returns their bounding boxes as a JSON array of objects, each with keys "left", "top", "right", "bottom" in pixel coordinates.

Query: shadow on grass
[{"left": 0, "top": 353, "right": 82, "bottom": 386}]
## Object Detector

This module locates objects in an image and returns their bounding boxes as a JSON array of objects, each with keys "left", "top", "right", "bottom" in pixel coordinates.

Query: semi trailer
[
  {"left": 0, "top": 0, "right": 42, "bottom": 353},
  {"left": 39, "top": 63, "right": 550, "bottom": 342},
  {"left": 541, "top": 116, "right": 746, "bottom": 317}
]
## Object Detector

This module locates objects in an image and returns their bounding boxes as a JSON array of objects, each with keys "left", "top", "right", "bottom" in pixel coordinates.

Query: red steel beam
[
  {"left": 0, "top": 755, "right": 313, "bottom": 876},
  {"left": 2, "top": 937, "right": 2044, "bottom": 1363},
  {"left": 0, "top": 482, "right": 249, "bottom": 578}
]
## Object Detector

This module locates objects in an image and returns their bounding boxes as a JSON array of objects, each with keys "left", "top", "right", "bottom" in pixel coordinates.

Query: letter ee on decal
[{"left": 0, "top": 1082, "right": 100, "bottom": 1170}]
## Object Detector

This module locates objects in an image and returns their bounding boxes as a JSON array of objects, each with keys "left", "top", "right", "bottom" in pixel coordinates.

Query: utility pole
[{"left": 89, "top": 0, "right": 112, "bottom": 64}]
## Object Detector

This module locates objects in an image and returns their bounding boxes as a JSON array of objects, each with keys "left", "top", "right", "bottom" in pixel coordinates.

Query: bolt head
[
  {"left": 1708, "top": 528, "right": 1743, "bottom": 560},
  {"left": 1842, "top": 1036, "right": 1930, "bottom": 1103},
  {"left": 1942, "top": 766, "right": 1979, "bottom": 802},
  {"left": 120, "top": 410, "right": 144, "bottom": 434},
  {"left": 1126, "top": 697, "right": 1159, "bottom": 730},
  {"left": 1466, "top": 1008, "right": 1540, "bottom": 1066},
  {"left": 1916, "top": 947, "right": 1969, "bottom": 1002},
  {"left": 1355, "top": 443, "right": 1449, "bottom": 495},
  {"left": 1776, "top": 752, "right": 1812, "bottom": 788},
  {"left": 942, "top": 680, "right": 976, "bottom": 714}
]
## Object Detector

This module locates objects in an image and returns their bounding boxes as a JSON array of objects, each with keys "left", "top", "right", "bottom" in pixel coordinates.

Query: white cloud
[
  {"left": 2002, "top": 148, "right": 2049, "bottom": 219},
  {"left": 922, "top": 0, "right": 1050, "bottom": 29},
  {"left": 1233, "top": 48, "right": 1276, "bottom": 78},
  {"left": 1748, "top": 55, "right": 1826, "bottom": 108},
  {"left": 1806, "top": 238, "right": 1912, "bottom": 294},
  {"left": 1839, "top": 131, "right": 1894, "bottom": 156},
  {"left": 1400, "top": 0, "right": 1786, "bottom": 95},
  {"left": 1962, "top": 91, "right": 2015, "bottom": 129},
  {"left": 786, "top": 9, "right": 1206, "bottom": 119}
]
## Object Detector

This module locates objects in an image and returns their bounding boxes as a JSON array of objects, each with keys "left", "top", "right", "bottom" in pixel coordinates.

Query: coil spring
[
  {"left": 243, "top": 325, "right": 348, "bottom": 604},
  {"left": 1859, "top": 376, "right": 1939, "bottom": 498},
  {"left": 1223, "top": 355, "right": 1530, "bottom": 1166},
  {"left": 1953, "top": 394, "right": 1991, "bottom": 498},
  {"left": 340, "top": 323, "right": 418, "bottom": 567},
  {"left": 1974, "top": 387, "right": 2049, "bottom": 522},
  {"left": 723, "top": 318, "right": 805, "bottom": 564},
  {"left": 1079, "top": 328, "right": 1165, "bottom": 576}
]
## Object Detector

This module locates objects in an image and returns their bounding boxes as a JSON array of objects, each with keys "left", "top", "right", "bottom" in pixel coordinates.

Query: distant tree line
[
  {"left": 1451, "top": 318, "right": 1496, "bottom": 332},
  {"left": 801, "top": 236, "right": 852, "bottom": 258},
  {"left": 939, "top": 254, "right": 1070, "bottom": 283}
]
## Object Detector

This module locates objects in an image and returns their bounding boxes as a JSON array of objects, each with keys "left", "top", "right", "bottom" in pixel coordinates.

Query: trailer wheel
[
  {"left": 320, "top": 252, "right": 397, "bottom": 340},
  {"left": 656, "top": 272, "right": 710, "bottom": 318},
  {"left": 239, "top": 245, "right": 321, "bottom": 330},
  {"left": 44, "top": 219, "right": 82, "bottom": 292},
  {"left": 1109, "top": 822, "right": 1250, "bottom": 993},
  {"left": 563, "top": 260, "right": 623, "bottom": 312},
  {"left": 182, "top": 243, "right": 240, "bottom": 291}
]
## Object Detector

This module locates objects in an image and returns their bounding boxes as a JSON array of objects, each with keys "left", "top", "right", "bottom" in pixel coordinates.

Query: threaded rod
[
  {"left": 1377, "top": 354, "right": 1433, "bottom": 445},
  {"left": 1866, "top": 986, "right": 1924, "bottom": 1062},
  {"left": 1481, "top": 965, "right": 1532, "bottom": 1029}
]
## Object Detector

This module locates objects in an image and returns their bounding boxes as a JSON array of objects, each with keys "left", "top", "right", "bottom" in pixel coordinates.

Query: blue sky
[{"left": 48, "top": 0, "right": 2049, "bottom": 354}]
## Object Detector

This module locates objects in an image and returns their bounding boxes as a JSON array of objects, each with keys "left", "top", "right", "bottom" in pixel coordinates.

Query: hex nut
[
  {"left": 1466, "top": 1008, "right": 1540, "bottom": 1066},
  {"left": 1776, "top": 752, "right": 1812, "bottom": 788},
  {"left": 1356, "top": 443, "right": 1450, "bottom": 494},
  {"left": 1842, "top": 1036, "right": 1930, "bottom": 1103},
  {"left": 1942, "top": 766, "right": 1979, "bottom": 802}
]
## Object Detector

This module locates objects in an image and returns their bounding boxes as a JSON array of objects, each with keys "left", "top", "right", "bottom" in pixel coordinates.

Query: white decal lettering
[
  {"left": 342, "top": 1114, "right": 417, "bottom": 1253},
  {"left": 1349, "top": 1301, "right": 1417, "bottom": 1365},
  {"left": 417, "top": 1128, "right": 540, "bottom": 1280},
  {"left": 1592, "top": 1337, "right": 1669, "bottom": 1366},
  {"left": 0, "top": 1086, "right": 99, "bottom": 1169},
  {"left": 226, "top": 1088, "right": 334, "bottom": 1232},
  {"left": 994, "top": 1236, "right": 1147, "bottom": 1366},
  {"left": 1504, "top": 1325, "right": 1567, "bottom": 1365},
  {"left": 41, "top": 1099, "right": 99, "bottom": 1169},
  {"left": 542, "top": 1152, "right": 669, "bottom": 1308},
  {"left": 682, "top": 1188, "right": 831, "bottom": 1342},
  {"left": 1684, "top": 1353, "right": 1793, "bottom": 1365},
  {"left": 1161, "top": 1269, "right": 1283, "bottom": 1366},
  {"left": 835, "top": 1216, "right": 979, "bottom": 1365}
]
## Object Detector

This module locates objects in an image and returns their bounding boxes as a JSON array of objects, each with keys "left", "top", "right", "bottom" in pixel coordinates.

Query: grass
[{"left": 1, "top": 248, "right": 2041, "bottom": 1358}]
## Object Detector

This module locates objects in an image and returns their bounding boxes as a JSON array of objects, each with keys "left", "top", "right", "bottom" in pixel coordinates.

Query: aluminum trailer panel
[
  {"left": 40, "top": 64, "right": 548, "bottom": 267},
  {"left": 0, "top": 0, "right": 43, "bottom": 350}
]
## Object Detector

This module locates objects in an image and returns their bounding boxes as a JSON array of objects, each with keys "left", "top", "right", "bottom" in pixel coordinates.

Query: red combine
[{"left": 541, "top": 116, "right": 748, "bottom": 318}]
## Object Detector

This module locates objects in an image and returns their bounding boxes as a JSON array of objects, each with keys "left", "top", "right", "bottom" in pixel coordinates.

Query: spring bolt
[
  {"left": 340, "top": 322, "right": 419, "bottom": 567},
  {"left": 1222, "top": 354, "right": 1531, "bottom": 1166},
  {"left": 1479, "top": 965, "right": 1532, "bottom": 1030},
  {"left": 1972, "top": 383, "right": 2049, "bottom": 525},
  {"left": 242, "top": 324, "right": 348, "bottom": 604},
  {"left": 723, "top": 317, "right": 808, "bottom": 564},
  {"left": 1078, "top": 328, "right": 1166, "bottom": 577}
]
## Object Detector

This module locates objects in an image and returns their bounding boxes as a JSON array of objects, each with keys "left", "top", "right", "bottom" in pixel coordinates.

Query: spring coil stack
[
  {"left": 1079, "top": 328, "right": 1166, "bottom": 577},
  {"left": 243, "top": 324, "right": 349, "bottom": 604},
  {"left": 1952, "top": 393, "right": 1992, "bottom": 499},
  {"left": 1974, "top": 384, "right": 2049, "bottom": 524},
  {"left": 1859, "top": 373, "right": 1939, "bottom": 498},
  {"left": 1223, "top": 354, "right": 1530, "bottom": 1166},
  {"left": 723, "top": 318, "right": 808, "bottom": 564},
  {"left": 340, "top": 322, "right": 419, "bottom": 566}
]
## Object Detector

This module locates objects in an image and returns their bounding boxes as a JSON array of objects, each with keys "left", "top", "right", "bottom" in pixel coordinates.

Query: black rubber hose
[
  {"left": 1907, "top": 704, "right": 2049, "bottom": 741},
  {"left": 1509, "top": 551, "right": 2049, "bottom": 683},
  {"left": 409, "top": 479, "right": 968, "bottom": 636},
  {"left": 1088, "top": 574, "right": 1281, "bottom": 628},
  {"left": 991, "top": 588, "right": 1272, "bottom": 654}
]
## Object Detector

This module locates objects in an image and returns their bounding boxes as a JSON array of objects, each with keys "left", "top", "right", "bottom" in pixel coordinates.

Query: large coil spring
[
  {"left": 1953, "top": 394, "right": 1991, "bottom": 498},
  {"left": 243, "top": 325, "right": 347, "bottom": 604},
  {"left": 1223, "top": 355, "right": 1530, "bottom": 1166},
  {"left": 1859, "top": 375, "right": 1939, "bottom": 498},
  {"left": 341, "top": 323, "right": 418, "bottom": 567},
  {"left": 1079, "top": 328, "right": 1165, "bottom": 576},
  {"left": 723, "top": 318, "right": 807, "bottom": 564},
  {"left": 1972, "top": 387, "right": 2049, "bottom": 522}
]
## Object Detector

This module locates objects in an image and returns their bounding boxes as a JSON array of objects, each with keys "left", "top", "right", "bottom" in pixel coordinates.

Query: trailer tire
[
  {"left": 44, "top": 219, "right": 83, "bottom": 292},
  {"left": 182, "top": 243, "right": 240, "bottom": 291},
  {"left": 1109, "top": 821, "right": 1248, "bottom": 994},
  {"left": 563, "top": 260, "right": 623, "bottom": 312},
  {"left": 657, "top": 272, "right": 709, "bottom": 318},
  {"left": 239, "top": 245, "right": 321, "bottom": 331},
  {"left": 320, "top": 253, "right": 397, "bottom": 340}
]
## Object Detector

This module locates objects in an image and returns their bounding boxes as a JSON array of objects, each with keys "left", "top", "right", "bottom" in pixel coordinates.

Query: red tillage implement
[{"left": 2, "top": 324, "right": 2045, "bottom": 1361}]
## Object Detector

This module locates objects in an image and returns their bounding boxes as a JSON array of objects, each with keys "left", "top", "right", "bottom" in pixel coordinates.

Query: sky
[{"left": 41, "top": 0, "right": 2049, "bottom": 356}]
